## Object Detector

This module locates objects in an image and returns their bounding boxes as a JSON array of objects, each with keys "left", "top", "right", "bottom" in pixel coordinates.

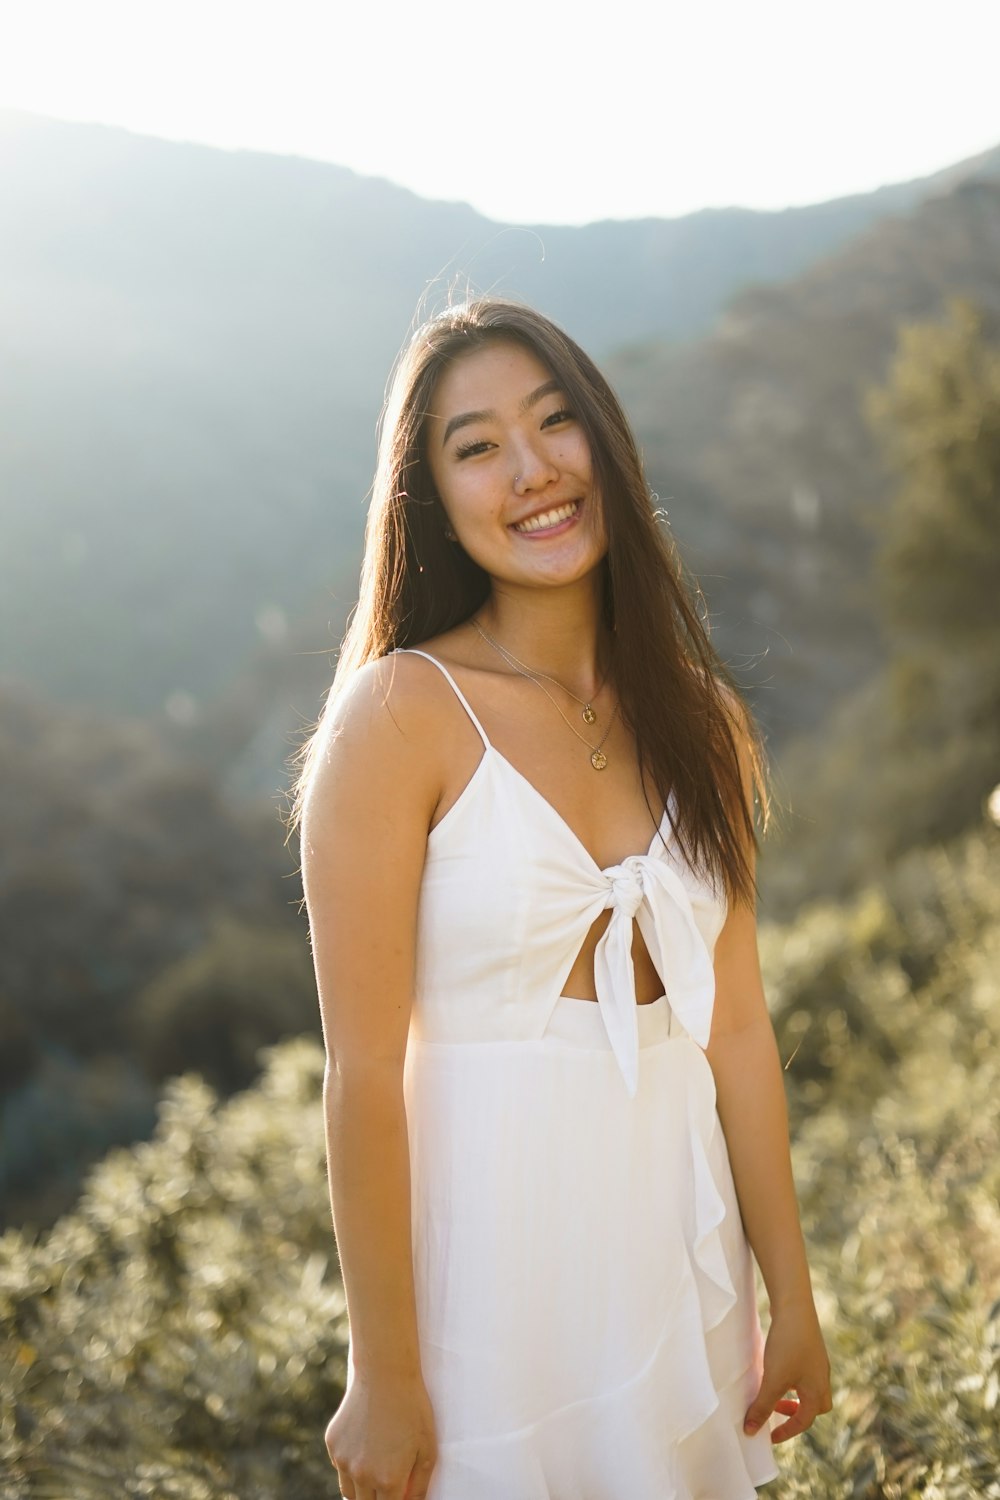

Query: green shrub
[{"left": 1, "top": 1040, "right": 345, "bottom": 1498}]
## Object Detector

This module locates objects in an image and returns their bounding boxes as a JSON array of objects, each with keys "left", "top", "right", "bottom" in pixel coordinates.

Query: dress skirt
[{"left": 347, "top": 992, "right": 781, "bottom": 1499}]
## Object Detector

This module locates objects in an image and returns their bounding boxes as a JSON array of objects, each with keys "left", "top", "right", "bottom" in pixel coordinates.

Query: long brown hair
[{"left": 283, "top": 296, "right": 768, "bottom": 907}]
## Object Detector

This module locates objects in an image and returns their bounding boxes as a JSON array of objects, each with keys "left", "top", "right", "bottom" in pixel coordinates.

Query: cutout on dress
[{"left": 558, "top": 912, "right": 666, "bottom": 1007}]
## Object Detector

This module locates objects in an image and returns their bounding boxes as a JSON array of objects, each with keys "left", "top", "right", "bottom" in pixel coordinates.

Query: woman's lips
[{"left": 508, "top": 498, "right": 583, "bottom": 537}]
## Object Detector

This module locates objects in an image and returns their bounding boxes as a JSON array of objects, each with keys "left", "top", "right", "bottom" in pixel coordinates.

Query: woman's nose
[{"left": 511, "top": 441, "right": 559, "bottom": 493}]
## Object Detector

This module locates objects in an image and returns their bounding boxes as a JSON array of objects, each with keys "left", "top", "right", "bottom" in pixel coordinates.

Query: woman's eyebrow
[{"left": 440, "top": 379, "right": 564, "bottom": 447}]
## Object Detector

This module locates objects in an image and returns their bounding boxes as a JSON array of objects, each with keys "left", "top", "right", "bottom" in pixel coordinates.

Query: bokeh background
[{"left": 2, "top": 3, "right": 999, "bottom": 1495}]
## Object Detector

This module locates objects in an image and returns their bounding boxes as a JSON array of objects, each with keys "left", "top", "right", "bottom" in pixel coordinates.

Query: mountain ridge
[{"left": 2, "top": 107, "right": 998, "bottom": 766}]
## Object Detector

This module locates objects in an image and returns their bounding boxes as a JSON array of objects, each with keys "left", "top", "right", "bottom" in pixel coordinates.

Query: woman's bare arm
[
  {"left": 705, "top": 699, "right": 832, "bottom": 1440},
  {"left": 706, "top": 696, "right": 813, "bottom": 1308},
  {"left": 708, "top": 904, "right": 815, "bottom": 1315},
  {"left": 300, "top": 655, "right": 442, "bottom": 1382}
]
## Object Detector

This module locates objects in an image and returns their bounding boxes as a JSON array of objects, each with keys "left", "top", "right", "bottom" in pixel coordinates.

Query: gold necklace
[
  {"left": 471, "top": 619, "right": 620, "bottom": 770},
  {"left": 472, "top": 618, "right": 607, "bottom": 726}
]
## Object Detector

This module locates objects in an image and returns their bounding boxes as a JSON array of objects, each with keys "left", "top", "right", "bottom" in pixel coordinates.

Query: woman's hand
[
  {"left": 743, "top": 1299, "right": 833, "bottom": 1444},
  {"left": 325, "top": 1369, "right": 439, "bottom": 1500}
]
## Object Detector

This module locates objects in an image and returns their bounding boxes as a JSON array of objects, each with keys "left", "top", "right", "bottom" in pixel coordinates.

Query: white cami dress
[{"left": 343, "top": 647, "right": 780, "bottom": 1498}]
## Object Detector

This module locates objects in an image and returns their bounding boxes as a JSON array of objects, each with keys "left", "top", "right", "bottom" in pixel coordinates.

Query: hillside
[
  {"left": 2, "top": 107, "right": 999, "bottom": 737},
  {"left": 610, "top": 176, "right": 1000, "bottom": 739}
]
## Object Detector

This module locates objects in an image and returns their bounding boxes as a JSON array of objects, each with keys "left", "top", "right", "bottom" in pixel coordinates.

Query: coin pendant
[
  {"left": 582, "top": 704, "right": 596, "bottom": 725},
  {"left": 591, "top": 749, "right": 608, "bottom": 770}
]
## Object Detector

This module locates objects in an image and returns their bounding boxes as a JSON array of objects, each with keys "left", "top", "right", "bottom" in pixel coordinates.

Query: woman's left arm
[
  {"left": 708, "top": 898, "right": 832, "bottom": 1441},
  {"left": 705, "top": 708, "right": 833, "bottom": 1443}
]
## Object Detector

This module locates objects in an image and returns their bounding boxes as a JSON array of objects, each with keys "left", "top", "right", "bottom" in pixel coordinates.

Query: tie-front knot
[{"left": 605, "top": 859, "right": 645, "bottom": 921}]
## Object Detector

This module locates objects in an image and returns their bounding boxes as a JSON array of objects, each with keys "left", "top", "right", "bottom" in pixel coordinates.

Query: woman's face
[{"left": 425, "top": 340, "right": 608, "bottom": 588}]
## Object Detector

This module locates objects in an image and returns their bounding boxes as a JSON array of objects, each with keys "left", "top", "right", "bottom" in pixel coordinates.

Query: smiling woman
[{"left": 285, "top": 296, "right": 831, "bottom": 1500}]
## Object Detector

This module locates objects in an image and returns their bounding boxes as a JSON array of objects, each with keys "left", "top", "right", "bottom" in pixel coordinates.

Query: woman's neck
[{"left": 468, "top": 582, "right": 612, "bottom": 697}]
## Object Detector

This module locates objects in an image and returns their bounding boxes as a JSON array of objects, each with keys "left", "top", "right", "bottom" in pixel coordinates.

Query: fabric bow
[{"left": 592, "top": 855, "right": 717, "bottom": 1097}]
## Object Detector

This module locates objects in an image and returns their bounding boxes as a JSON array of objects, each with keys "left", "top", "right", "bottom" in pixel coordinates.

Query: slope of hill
[
  {"left": 2, "top": 106, "right": 999, "bottom": 729},
  {"left": 610, "top": 177, "right": 1000, "bottom": 740}
]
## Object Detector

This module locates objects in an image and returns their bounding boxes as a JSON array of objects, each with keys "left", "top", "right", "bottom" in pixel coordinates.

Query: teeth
[{"left": 512, "top": 500, "right": 580, "bottom": 533}]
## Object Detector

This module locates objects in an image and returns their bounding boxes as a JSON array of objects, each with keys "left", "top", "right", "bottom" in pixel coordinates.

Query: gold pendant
[
  {"left": 582, "top": 704, "right": 596, "bottom": 725},
  {"left": 591, "top": 749, "right": 607, "bottom": 770}
]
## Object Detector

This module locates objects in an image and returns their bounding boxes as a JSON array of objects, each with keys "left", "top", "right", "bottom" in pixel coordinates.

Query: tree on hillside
[
  {"left": 858, "top": 294, "right": 1000, "bottom": 849},
  {"left": 866, "top": 294, "right": 1000, "bottom": 643},
  {"left": 760, "top": 297, "right": 1000, "bottom": 916}
]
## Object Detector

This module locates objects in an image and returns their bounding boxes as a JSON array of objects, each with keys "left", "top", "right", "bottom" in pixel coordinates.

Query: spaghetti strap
[{"left": 395, "top": 648, "right": 493, "bottom": 752}]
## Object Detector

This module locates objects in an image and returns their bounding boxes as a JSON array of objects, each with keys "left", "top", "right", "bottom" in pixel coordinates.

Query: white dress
[{"left": 343, "top": 648, "right": 781, "bottom": 1499}]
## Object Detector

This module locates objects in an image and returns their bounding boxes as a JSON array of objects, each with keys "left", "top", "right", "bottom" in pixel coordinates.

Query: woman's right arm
[{"left": 300, "top": 655, "right": 442, "bottom": 1499}]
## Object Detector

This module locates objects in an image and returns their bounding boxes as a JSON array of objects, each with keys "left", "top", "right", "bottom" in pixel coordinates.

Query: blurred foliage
[
  {"left": 618, "top": 179, "right": 1000, "bottom": 748},
  {"left": 762, "top": 296, "right": 1000, "bottom": 917},
  {"left": 867, "top": 295, "right": 1000, "bottom": 642},
  {"left": 0, "top": 678, "right": 313, "bottom": 1232},
  {"left": 131, "top": 914, "right": 319, "bottom": 1094},
  {"left": 0, "top": 1040, "right": 344, "bottom": 1500},
  {"left": 2, "top": 823, "right": 998, "bottom": 1496}
]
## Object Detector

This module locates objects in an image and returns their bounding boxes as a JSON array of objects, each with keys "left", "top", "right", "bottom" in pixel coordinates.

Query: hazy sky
[{"left": 4, "top": 0, "right": 999, "bottom": 225}]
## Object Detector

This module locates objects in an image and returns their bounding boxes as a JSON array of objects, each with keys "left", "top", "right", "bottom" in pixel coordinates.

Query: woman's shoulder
[
  {"left": 320, "top": 638, "right": 487, "bottom": 787},
  {"left": 302, "top": 654, "right": 447, "bottom": 846},
  {"left": 379, "top": 628, "right": 493, "bottom": 712},
  {"left": 325, "top": 648, "right": 454, "bottom": 746}
]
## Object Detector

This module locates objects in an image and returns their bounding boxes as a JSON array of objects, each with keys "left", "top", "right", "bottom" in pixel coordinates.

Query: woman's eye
[
  {"left": 453, "top": 409, "right": 573, "bottom": 459},
  {"left": 542, "top": 408, "right": 575, "bottom": 428},
  {"left": 454, "top": 438, "right": 492, "bottom": 460}
]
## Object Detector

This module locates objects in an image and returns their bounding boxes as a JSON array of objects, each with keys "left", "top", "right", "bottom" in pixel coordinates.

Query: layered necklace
[{"left": 471, "top": 618, "right": 619, "bottom": 771}]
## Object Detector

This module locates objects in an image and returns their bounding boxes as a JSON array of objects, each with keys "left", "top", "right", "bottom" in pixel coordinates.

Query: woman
[{"left": 288, "top": 296, "right": 832, "bottom": 1499}]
